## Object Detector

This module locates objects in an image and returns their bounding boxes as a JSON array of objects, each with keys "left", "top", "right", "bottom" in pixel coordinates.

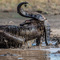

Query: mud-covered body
[
  {"left": 0, "top": 19, "right": 45, "bottom": 48},
  {"left": 0, "top": 2, "right": 50, "bottom": 48},
  {"left": 0, "top": 20, "right": 44, "bottom": 40},
  {"left": 19, "top": 19, "right": 44, "bottom": 41}
]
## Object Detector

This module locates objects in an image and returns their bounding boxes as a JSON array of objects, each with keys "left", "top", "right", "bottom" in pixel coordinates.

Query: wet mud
[{"left": 0, "top": 12, "right": 60, "bottom": 60}]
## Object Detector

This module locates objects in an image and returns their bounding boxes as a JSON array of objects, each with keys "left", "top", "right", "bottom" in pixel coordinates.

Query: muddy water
[
  {"left": 48, "top": 53, "right": 60, "bottom": 60},
  {"left": 0, "top": 49, "right": 47, "bottom": 60},
  {"left": 41, "top": 48, "right": 60, "bottom": 60},
  {"left": 0, "top": 48, "right": 60, "bottom": 60}
]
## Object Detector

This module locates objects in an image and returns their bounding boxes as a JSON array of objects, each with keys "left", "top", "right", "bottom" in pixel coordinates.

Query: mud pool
[
  {"left": 0, "top": 47, "right": 60, "bottom": 60},
  {"left": 0, "top": 12, "right": 60, "bottom": 60}
]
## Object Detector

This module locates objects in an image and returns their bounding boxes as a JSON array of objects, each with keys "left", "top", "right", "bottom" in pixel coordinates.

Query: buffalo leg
[{"left": 36, "top": 37, "right": 41, "bottom": 46}]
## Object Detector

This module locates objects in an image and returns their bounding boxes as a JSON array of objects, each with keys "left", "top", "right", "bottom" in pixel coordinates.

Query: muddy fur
[
  {"left": 0, "top": 2, "right": 48, "bottom": 48},
  {"left": 0, "top": 19, "right": 45, "bottom": 48}
]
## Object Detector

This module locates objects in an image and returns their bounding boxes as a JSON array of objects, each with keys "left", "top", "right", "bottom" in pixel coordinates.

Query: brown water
[
  {"left": 0, "top": 48, "right": 60, "bottom": 60},
  {"left": 0, "top": 49, "right": 47, "bottom": 60}
]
